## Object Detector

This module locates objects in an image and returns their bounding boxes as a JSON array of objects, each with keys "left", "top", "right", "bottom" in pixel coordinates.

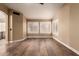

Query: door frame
[{"left": 0, "top": 10, "right": 8, "bottom": 43}]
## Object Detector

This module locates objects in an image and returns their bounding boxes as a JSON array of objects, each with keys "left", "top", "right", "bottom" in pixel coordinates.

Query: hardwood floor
[{"left": 4, "top": 38, "right": 78, "bottom": 56}]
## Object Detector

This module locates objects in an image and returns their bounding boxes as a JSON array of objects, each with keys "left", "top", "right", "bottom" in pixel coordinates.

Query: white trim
[
  {"left": 27, "top": 36, "right": 52, "bottom": 39},
  {"left": 9, "top": 37, "right": 27, "bottom": 43},
  {"left": 53, "top": 37, "right": 79, "bottom": 55}
]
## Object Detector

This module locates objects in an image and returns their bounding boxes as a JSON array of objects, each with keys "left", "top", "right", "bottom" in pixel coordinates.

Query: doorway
[{"left": 0, "top": 10, "right": 8, "bottom": 55}]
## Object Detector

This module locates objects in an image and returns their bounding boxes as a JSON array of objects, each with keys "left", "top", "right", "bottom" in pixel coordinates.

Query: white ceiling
[{"left": 4, "top": 3, "right": 64, "bottom": 19}]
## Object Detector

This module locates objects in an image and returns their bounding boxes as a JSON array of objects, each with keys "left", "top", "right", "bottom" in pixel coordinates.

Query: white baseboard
[
  {"left": 27, "top": 36, "right": 52, "bottom": 39},
  {"left": 53, "top": 37, "right": 79, "bottom": 55},
  {"left": 9, "top": 37, "right": 27, "bottom": 43}
]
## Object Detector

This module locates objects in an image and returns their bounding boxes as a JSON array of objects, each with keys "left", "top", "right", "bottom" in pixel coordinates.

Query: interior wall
[
  {"left": 54, "top": 4, "right": 79, "bottom": 53},
  {"left": 54, "top": 4, "right": 70, "bottom": 45},
  {"left": 70, "top": 4, "right": 79, "bottom": 51},
  {"left": 12, "top": 12, "right": 23, "bottom": 41},
  {"left": 8, "top": 9, "right": 26, "bottom": 41}
]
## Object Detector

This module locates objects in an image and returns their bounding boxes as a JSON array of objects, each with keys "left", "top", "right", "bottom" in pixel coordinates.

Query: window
[
  {"left": 52, "top": 19, "right": 58, "bottom": 36},
  {"left": 0, "top": 23, "right": 5, "bottom": 32},
  {"left": 27, "top": 22, "right": 39, "bottom": 34},
  {"left": 40, "top": 22, "right": 51, "bottom": 34},
  {"left": 27, "top": 20, "right": 52, "bottom": 35}
]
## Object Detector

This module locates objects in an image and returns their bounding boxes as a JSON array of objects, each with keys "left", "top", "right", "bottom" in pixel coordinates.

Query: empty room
[{"left": 0, "top": 3, "right": 79, "bottom": 56}]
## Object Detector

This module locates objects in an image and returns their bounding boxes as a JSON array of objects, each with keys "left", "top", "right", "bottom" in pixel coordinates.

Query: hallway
[
  {"left": 6, "top": 39, "right": 78, "bottom": 56},
  {"left": 0, "top": 3, "right": 79, "bottom": 56}
]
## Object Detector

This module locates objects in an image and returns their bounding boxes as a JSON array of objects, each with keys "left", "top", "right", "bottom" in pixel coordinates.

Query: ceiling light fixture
[{"left": 40, "top": 3, "right": 44, "bottom": 5}]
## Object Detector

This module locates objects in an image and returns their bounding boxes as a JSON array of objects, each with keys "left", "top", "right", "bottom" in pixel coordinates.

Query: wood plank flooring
[{"left": 5, "top": 38, "right": 78, "bottom": 56}]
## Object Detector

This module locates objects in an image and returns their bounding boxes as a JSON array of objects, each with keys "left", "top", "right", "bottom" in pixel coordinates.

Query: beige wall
[
  {"left": 54, "top": 4, "right": 79, "bottom": 52},
  {"left": 54, "top": 4, "right": 70, "bottom": 45},
  {"left": 8, "top": 9, "right": 25, "bottom": 41},
  {"left": 70, "top": 4, "right": 79, "bottom": 51},
  {"left": 12, "top": 12, "right": 23, "bottom": 41}
]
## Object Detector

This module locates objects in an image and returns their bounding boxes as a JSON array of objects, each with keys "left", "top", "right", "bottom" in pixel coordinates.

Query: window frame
[{"left": 27, "top": 19, "right": 52, "bottom": 36}]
